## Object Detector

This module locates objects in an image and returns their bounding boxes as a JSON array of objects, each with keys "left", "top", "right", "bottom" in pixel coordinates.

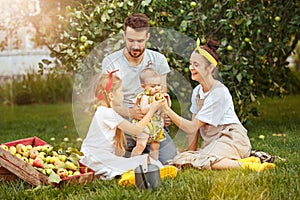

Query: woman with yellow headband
[{"left": 161, "top": 39, "right": 275, "bottom": 171}]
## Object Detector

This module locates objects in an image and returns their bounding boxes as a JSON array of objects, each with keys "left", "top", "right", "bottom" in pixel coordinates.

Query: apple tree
[{"left": 43, "top": 0, "right": 300, "bottom": 123}]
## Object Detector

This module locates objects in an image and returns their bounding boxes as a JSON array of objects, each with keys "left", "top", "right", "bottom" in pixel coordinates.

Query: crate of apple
[{"left": 0, "top": 136, "right": 94, "bottom": 186}]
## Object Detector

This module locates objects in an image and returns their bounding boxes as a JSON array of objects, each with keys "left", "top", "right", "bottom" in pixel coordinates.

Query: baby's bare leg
[{"left": 150, "top": 142, "right": 160, "bottom": 160}]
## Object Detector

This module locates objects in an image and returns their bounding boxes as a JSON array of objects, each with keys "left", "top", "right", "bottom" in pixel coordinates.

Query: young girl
[
  {"left": 131, "top": 68, "right": 171, "bottom": 160},
  {"left": 161, "top": 39, "right": 275, "bottom": 172},
  {"left": 80, "top": 70, "right": 177, "bottom": 185}
]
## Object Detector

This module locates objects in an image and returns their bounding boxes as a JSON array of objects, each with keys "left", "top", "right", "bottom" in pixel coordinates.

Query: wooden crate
[{"left": 0, "top": 136, "right": 94, "bottom": 186}]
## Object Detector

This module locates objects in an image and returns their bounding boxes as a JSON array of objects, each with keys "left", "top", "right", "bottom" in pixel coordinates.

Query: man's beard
[{"left": 127, "top": 47, "right": 145, "bottom": 58}]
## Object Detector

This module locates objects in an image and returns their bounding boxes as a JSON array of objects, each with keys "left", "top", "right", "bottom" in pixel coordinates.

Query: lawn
[{"left": 0, "top": 95, "right": 299, "bottom": 200}]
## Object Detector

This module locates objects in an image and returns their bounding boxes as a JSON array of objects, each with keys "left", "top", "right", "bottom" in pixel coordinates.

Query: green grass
[{"left": 0, "top": 95, "right": 299, "bottom": 200}]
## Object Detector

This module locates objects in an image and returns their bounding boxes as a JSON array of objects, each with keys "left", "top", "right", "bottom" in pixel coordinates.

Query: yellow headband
[{"left": 195, "top": 38, "right": 217, "bottom": 67}]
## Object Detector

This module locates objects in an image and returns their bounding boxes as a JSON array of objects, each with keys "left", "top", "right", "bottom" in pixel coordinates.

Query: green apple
[
  {"left": 190, "top": 1, "right": 197, "bottom": 8},
  {"left": 66, "top": 161, "right": 77, "bottom": 170},
  {"left": 16, "top": 143, "right": 25, "bottom": 149},
  {"left": 45, "top": 168, "right": 54, "bottom": 175},
  {"left": 63, "top": 137, "right": 69, "bottom": 142},
  {"left": 15, "top": 153, "right": 22, "bottom": 159},
  {"left": 34, "top": 146, "right": 43, "bottom": 152},
  {"left": 73, "top": 171, "right": 81, "bottom": 176},
  {"left": 50, "top": 156, "right": 59, "bottom": 164},
  {"left": 42, "top": 145, "right": 53, "bottom": 153},
  {"left": 249, "top": 79, "right": 254, "bottom": 85},
  {"left": 79, "top": 45, "right": 85, "bottom": 51},
  {"left": 201, "top": 38, "right": 206, "bottom": 44},
  {"left": 20, "top": 157, "right": 28, "bottom": 163},
  {"left": 50, "top": 137, "right": 55, "bottom": 141},
  {"left": 45, "top": 156, "right": 52, "bottom": 163},
  {"left": 22, "top": 151, "right": 30, "bottom": 158},
  {"left": 275, "top": 16, "right": 281, "bottom": 22},
  {"left": 1, "top": 144, "right": 9, "bottom": 151},
  {"left": 26, "top": 145, "right": 33, "bottom": 150},
  {"left": 80, "top": 35, "right": 87, "bottom": 43},
  {"left": 51, "top": 151, "right": 59, "bottom": 157},
  {"left": 149, "top": 20, "right": 156, "bottom": 26},
  {"left": 244, "top": 37, "right": 251, "bottom": 43},
  {"left": 68, "top": 170, "right": 74, "bottom": 176},
  {"left": 17, "top": 145, "right": 28, "bottom": 155},
  {"left": 226, "top": 45, "right": 233, "bottom": 51},
  {"left": 28, "top": 158, "right": 34, "bottom": 165},
  {"left": 155, "top": 93, "right": 164, "bottom": 100},
  {"left": 184, "top": 67, "right": 190, "bottom": 73},
  {"left": 37, "top": 154, "right": 45, "bottom": 161},
  {"left": 9, "top": 146, "right": 17, "bottom": 155},
  {"left": 180, "top": 9, "right": 184, "bottom": 15},
  {"left": 58, "top": 155, "right": 67, "bottom": 162}
]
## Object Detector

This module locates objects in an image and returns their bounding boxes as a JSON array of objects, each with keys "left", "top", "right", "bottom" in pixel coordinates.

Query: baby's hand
[{"left": 151, "top": 95, "right": 165, "bottom": 110}]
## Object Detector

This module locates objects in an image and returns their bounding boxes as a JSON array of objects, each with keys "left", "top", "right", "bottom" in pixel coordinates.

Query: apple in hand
[{"left": 155, "top": 93, "right": 164, "bottom": 100}]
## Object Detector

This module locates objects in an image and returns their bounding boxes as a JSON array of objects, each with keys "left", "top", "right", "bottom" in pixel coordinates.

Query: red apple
[
  {"left": 29, "top": 149, "right": 39, "bottom": 159},
  {"left": 56, "top": 168, "right": 68, "bottom": 178},
  {"left": 33, "top": 157, "right": 44, "bottom": 168}
]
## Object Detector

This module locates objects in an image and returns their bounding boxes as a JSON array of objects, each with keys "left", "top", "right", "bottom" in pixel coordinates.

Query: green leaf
[
  {"left": 236, "top": 73, "right": 242, "bottom": 83},
  {"left": 48, "top": 171, "right": 61, "bottom": 184}
]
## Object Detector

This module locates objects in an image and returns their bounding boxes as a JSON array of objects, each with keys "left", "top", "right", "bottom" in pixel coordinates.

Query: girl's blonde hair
[{"left": 95, "top": 74, "right": 127, "bottom": 156}]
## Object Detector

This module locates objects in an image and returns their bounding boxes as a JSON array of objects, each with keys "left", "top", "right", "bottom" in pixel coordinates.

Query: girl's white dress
[{"left": 80, "top": 106, "right": 161, "bottom": 180}]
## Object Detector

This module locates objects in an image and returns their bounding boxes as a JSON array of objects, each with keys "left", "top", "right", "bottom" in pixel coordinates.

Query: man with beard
[{"left": 102, "top": 13, "right": 177, "bottom": 164}]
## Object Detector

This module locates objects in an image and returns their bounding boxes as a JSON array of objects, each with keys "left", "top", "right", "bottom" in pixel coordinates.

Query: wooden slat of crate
[
  {"left": 0, "top": 164, "right": 18, "bottom": 181},
  {"left": 0, "top": 147, "right": 49, "bottom": 186}
]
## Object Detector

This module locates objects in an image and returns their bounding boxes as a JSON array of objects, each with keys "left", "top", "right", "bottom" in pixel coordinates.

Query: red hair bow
[{"left": 97, "top": 69, "right": 119, "bottom": 100}]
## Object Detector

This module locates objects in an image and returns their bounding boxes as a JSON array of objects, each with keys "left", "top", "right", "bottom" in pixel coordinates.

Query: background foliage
[
  {"left": 0, "top": 72, "right": 73, "bottom": 105},
  {"left": 1, "top": 0, "right": 300, "bottom": 122}
]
